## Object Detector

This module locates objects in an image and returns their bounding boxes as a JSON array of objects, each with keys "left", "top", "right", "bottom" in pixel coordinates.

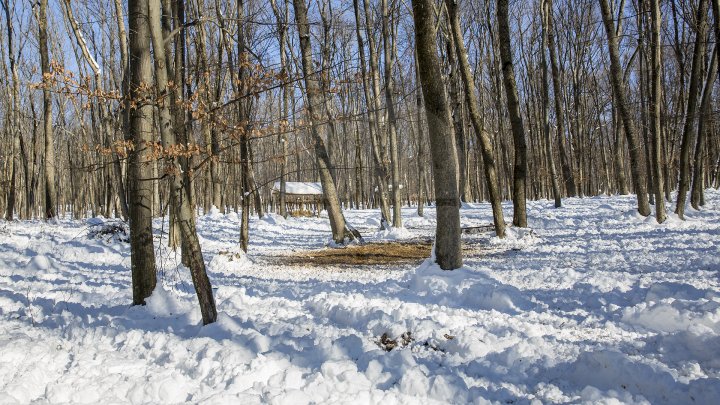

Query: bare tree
[
  {"left": 293, "top": 0, "right": 361, "bottom": 245},
  {"left": 412, "top": 0, "right": 462, "bottom": 269},
  {"left": 599, "top": 0, "right": 651, "bottom": 216},
  {"left": 497, "top": 0, "right": 528, "bottom": 227},
  {"left": 127, "top": 0, "right": 157, "bottom": 305}
]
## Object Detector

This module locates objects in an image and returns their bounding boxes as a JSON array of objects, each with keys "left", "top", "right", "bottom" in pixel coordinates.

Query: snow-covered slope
[{"left": 1, "top": 191, "right": 719, "bottom": 404}]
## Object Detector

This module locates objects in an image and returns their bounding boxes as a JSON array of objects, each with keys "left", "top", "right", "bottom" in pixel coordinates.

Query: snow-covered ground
[{"left": 1, "top": 191, "right": 720, "bottom": 404}]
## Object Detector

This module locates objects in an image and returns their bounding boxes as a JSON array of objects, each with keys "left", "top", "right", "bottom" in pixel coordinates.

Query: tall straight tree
[
  {"left": 649, "top": 0, "right": 666, "bottom": 223},
  {"left": 546, "top": 0, "right": 576, "bottom": 197},
  {"left": 38, "top": 0, "right": 56, "bottom": 219},
  {"left": 127, "top": 0, "right": 157, "bottom": 305},
  {"left": 381, "top": 0, "right": 402, "bottom": 228},
  {"left": 540, "top": 0, "right": 562, "bottom": 208},
  {"left": 293, "top": 0, "right": 361, "bottom": 244},
  {"left": 445, "top": 0, "right": 506, "bottom": 237},
  {"left": 676, "top": 0, "right": 708, "bottom": 219},
  {"left": 599, "top": 0, "right": 651, "bottom": 216},
  {"left": 2, "top": 0, "right": 20, "bottom": 220},
  {"left": 497, "top": 0, "right": 528, "bottom": 227},
  {"left": 412, "top": 0, "right": 462, "bottom": 270}
]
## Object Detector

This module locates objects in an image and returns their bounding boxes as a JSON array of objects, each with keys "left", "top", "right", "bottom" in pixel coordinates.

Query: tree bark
[
  {"left": 412, "top": 0, "right": 462, "bottom": 270},
  {"left": 446, "top": 0, "right": 506, "bottom": 237},
  {"left": 293, "top": 0, "right": 361, "bottom": 245},
  {"left": 649, "top": 0, "right": 666, "bottom": 223},
  {"left": 148, "top": 0, "right": 217, "bottom": 325},
  {"left": 38, "top": 0, "right": 56, "bottom": 219},
  {"left": 127, "top": 0, "right": 157, "bottom": 305},
  {"left": 497, "top": 0, "right": 528, "bottom": 227},
  {"left": 540, "top": 0, "right": 562, "bottom": 208},
  {"left": 599, "top": 0, "right": 651, "bottom": 216},
  {"left": 546, "top": 0, "right": 577, "bottom": 197}
]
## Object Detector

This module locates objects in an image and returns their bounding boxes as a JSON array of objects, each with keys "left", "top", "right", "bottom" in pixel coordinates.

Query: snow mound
[
  {"left": 406, "top": 259, "right": 530, "bottom": 313},
  {"left": 260, "top": 213, "right": 286, "bottom": 225},
  {"left": 208, "top": 248, "right": 253, "bottom": 274},
  {"left": 145, "top": 287, "right": 192, "bottom": 317},
  {"left": 489, "top": 226, "right": 540, "bottom": 250},
  {"left": 373, "top": 226, "right": 412, "bottom": 240},
  {"left": 206, "top": 205, "right": 223, "bottom": 219}
]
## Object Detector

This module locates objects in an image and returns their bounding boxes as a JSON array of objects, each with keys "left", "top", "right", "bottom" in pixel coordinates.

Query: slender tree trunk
[
  {"left": 599, "top": 0, "right": 651, "bottom": 216},
  {"left": 38, "top": 0, "right": 56, "bottom": 219},
  {"left": 412, "top": 0, "right": 462, "bottom": 270},
  {"left": 293, "top": 0, "right": 361, "bottom": 244},
  {"left": 649, "top": 0, "right": 666, "bottom": 223},
  {"left": 692, "top": 45, "right": 718, "bottom": 209},
  {"left": 546, "top": 0, "right": 576, "bottom": 197},
  {"left": 382, "top": 0, "right": 403, "bottom": 228},
  {"left": 497, "top": 0, "right": 528, "bottom": 227},
  {"left": 676, "top": 0, "right": 708, "bottom": 219},
  {"left": 148, "top": 0, "right": 217, "bottom": 325},
  {"left": 540, "top": 0, "right": 562, "bottom": 208},
  {"left": 446, "top": 0, "right": 506, "bottom": 236}
]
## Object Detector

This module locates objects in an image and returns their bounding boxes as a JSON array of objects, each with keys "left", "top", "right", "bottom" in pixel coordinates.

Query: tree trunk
[
  {"left": 411, "top": 0, "right": 462, "bottom": 270},
  {"left": 497, "top": 0, "right": 528, "bottom": 228},
  {"left": 148, "top": 0, "right": 217, "bottom": 325},
  {"left": 599, "top": 0, "right": 651, "bottom": 216},
  {"left": 546, "top": 0, "right": 577, "bottom": 197},
  {"left": 382, "top": 0, "right": 403, "bottom": 228},
  {"left": 692, "top": 45, "right": 718, "bottom": 209},
  {"left": 649, "top": 0, "right": 666, "bottom": 223},
  {"left": 127, "top": 0, "right": 157, "bottom": 305},
  {"left": 540, "top": 0, "right": 562, "bottom": 208},
  {"left": 293, "top": 0, "right": 361, "bottom": 245},
  {"left": 446, "top": 0, "right": 506, "bottom": 237},
  {"left": 38, "top": 0, "right": 56, "bottom": 219}
]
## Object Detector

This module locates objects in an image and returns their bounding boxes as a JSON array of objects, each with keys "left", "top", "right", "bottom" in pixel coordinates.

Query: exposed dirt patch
[{"left": 282, "top": 241, "right": 433, "bottom": 266}]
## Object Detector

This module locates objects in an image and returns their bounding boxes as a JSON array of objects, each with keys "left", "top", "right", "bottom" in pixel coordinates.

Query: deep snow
[{"left": 1, "top": 191, "right": 719, "bottom": 404}]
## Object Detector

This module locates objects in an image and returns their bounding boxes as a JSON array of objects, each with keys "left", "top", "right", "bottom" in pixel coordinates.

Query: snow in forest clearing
[{"left": 1, "top": 192, "right": 720, "bottom": 404}]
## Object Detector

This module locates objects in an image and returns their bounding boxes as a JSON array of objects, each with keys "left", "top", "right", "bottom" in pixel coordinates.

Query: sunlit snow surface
[{"left": 1, "top": 191, "right": 719, "bottom": 404}]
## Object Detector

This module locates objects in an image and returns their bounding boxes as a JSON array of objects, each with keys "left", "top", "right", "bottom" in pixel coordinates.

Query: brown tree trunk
[
  {"left": 649, "top": 0, "right": 666, "bottom": 223},
  {"left": 445, "top": 0, "right": 506, "bottom": 237},
  {"left": 293, "top": 0, "right": 361, "bottom": 245},
  {"left": 497, "top": 0, "right": 528, "bottom": 228},
  {"left": 546, "top": 0, "right": 577, "bottom": 197},
  {"left": 127, "top": 0, "right": 157, "bottom": 305},
  {"left": 540, "top": 0, "right": 562, "bottom": 208},
  {"left": 412, "top": 0, "right": 462, "bottom": 270},
  {"left": 38, "top": 0, "right": 56, "bottom": 219},
  {"left": 692, "top": 45, "right": 718, "bottom": 209},
  {"left": 148, "top": 0, "right": 217, "bottom": 325},
  {"left": 599, "top": 0, "right": 651, "bottom": 216}
]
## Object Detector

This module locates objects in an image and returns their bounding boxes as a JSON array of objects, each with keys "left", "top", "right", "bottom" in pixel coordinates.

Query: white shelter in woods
[{"left": 272, "top": 182, "right": 324, "bottom": 215}]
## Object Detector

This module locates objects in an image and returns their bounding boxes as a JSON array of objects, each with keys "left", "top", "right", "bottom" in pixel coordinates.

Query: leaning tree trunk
[
  {"left": 127, "top": 0, "right": 157, "bottom": 305},
  {"left": 676, "top": 0, "right": 708, "bottom": 219},
  {"left": 148, "top": 0, "right": 217, "bottom": 325},
  {"left": 649, "top": 0, "right": 666, "bottom": 223},
  {"left": 692, "top": 45, "right": 718, "bottom": 209},
  {"left": 411, "top": 0, "right": 462, "bottom": 270},
  {"left": 599, "top": 0, "right": 651, "bottom": 216},
  {"left": 446, "top": 0, "right": 506, "bottom": 237},
  {"left": 293, "top": 0, "right": 361, "bottom": 245},
  {"left": 497, "top": 0, "right": 528, "bottom": 228},
  {"left": 38, "top": 0, "right": 56, "bottom": 220}
]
